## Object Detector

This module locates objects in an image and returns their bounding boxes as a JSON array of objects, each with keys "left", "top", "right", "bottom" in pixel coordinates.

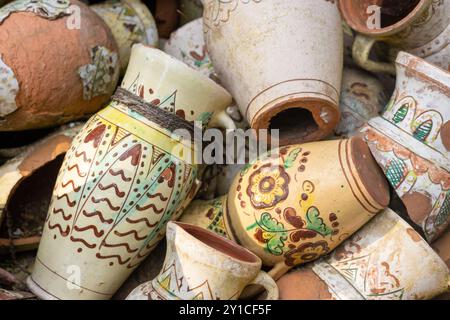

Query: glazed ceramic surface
[
  {"left": 0, "top": 0, "right": 120, "bottom": 131},
  {"left": 126, "top": 221, "right": 278, "bottom": 300},
  {"left": 92, "top": 0, "right": 159, "bottom": 73},
  {"left": 164, "top": 18, "right": 214, "bottom": 78},
  {"left": 121, "top": 44, "right": 234, "bottom": 129},
  {"left": 203, "top": 0, "right": 343, "bottom": 145},
  {"left": 336, "top": 67, "right": 387, "bottom": 137},
  {"left": 340, "top": 0, "right": 450, "bottom": 72},
  {"left": 311, "top": 208, "right": 450, "bottom": 300},
  {"left": 362, "top": 51, "right": 450, "bottom": 242},
  {"left": 27, "top": 89, "right": 201, "bottom": 300}
]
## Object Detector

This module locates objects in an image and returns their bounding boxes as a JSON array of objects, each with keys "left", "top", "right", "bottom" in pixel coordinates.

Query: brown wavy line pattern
[
  {"left": 126, "top": 217, "right": 158, "bottom": 228},
  {"left": 68, "top": 164, "right": 86, "bottom": 178},
  {"left": 114, "top": 229, "right": 147, "bottom": 241},
  {"left": 75, "top": 150, "right": 91, "bottom": 163},
  {"left": 61, "top": 179, "right": 81, "bottom": 192},
  {"left": 98, "top": 183, "right": 126, "bottom": 198},
  {"left": 70, "top": 236, "right": 96, "bottom": 249},
  {"left": 56, "top": 193, "right": 76, "bottom": 208},
  {"left": 52, "top": 208, "right": 73, "bottom": 221},
  {"left": 82, "top": 210, "right": 113, "bottom": 224},
  {"left": 48, "top": 222, "right": 69, "bottom": 236},
  {"left": 95, "top": 253, "right": 130, "bottom": 265},
  {"left": 102, "top": 241, "right": 138, "bottom": 253},
  {"left": 74, "top": 225, "right": 105, "bottom": 238},
  {"left": 147, "top": 192, "right": 169, "bottom": 201},
  {"left": 135, "top": 203, "right": 164, "bottom": 214},
  {"left": 91, "top": 197, "right": 120, "bottom": 211},
  {"left": 109, "top": 169, "right": 132, "bottom": 182}
]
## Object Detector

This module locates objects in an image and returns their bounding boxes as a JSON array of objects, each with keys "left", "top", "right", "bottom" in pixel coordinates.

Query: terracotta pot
[
  {"left": 164, "top": 18, "right": 214, "bottom": 78},
  {"left": 152, "top": 0, "right": 179, "bottom": 38},
  {"left": 179, "top": 0, "right": 202, "bottom": 26},
  {"left": 0, "top": 123, "right": 83, "bottom": 243},
  {"left": 92, "top": 0, "right": 159, "bottom": 74},
  {"left": 121, "top": 44, "right": 234, "bottom": 129},
  {"left": 339, "top": 0, "right": 450, "bottom": 72},
  {"left": 182, "top": 137, "right": 390, "bottom": 280},
  {"left": 126, "top": 221, "right": 278, "bottom": 300},
  {"left": 203, "top": 0, "right": 343, "bottom": 146},
  {"left": 336, "top": 67, "right": 387, "bottom": 137},
  {"left": 278, "top": 208, "right": 450, "bottom": 300},
  {"left": 361, "top": 51, "right": 450, "bottom": 242},
  {"left": 0, "top": 0, "right": 120, "bottom": 131},
  {"left": 26, "top": 88, "right": 204, "bottom": 300}
]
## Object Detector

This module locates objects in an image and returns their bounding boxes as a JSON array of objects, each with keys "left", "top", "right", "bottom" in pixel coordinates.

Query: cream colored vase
[
  {"left": 92, "top": 0, "right": 159, "bottom": 73},
  {"left": 340, "top": 0, "right": 450, "bottom": 73},
  {"left": 121, "top": 44, "right": 234, "bottom": 129},
  {"left": 311, "top": 208, "right": 450, "bottom": 300},
  {"left": 181, "top": 137, "right": 390, "bottom": 279},
  {"left": 126, "top": 221, "right": 279, "bottom": 300},
  {"left": 203, "top": 0, "right": 343, "bottom": 145}
]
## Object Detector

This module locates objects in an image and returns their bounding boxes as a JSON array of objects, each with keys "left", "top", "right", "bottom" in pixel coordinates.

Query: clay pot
[
  {"left": 336, "top": 67, "right": 387, "bottom": 137},
  {"left": 0, "top": 123, "right": 83, "bottom": 254},
  {"left": 164, "top": 18, "right": 214, "bottom": 78},
  {"left": 121, "top": 44, "right": 234, "bottom": 129},
  {"left": 179, "top": 0, "right": 202, "bottom": 26},
  {"left": 152, "top": 0, "right": 179, "bottom": 38},
  {"left": 203, "top": 0, "right": 343, "bottom": 146},
  {"left": 340, "top": 0, "right": 450, "bottom": 72},
  {"left": 126, "top": 221, "right": 278, "bottom": 300},
  {"left": 181, "top": 137, "right": 390, "bottom": 280},
  {"left": 277, "top": 208, "right": 449, "bottom": 300},
  {"left": 0, "top": 0, "right": 120, "bottom": 131},
  {"left": 92, "top": 0, "right": 159, "bottom": 74},
  {"left": 361, "top": 51, "right": 450, "bottom": 242},
  {"left": 27, "top": 88, "right": 204, "bottom": 300}
]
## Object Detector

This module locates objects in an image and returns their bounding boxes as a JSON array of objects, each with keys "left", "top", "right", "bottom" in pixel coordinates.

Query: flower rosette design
[
  {"left": 246, "top": 163, "right": 290, "bottom": 209},
  {"left": 284, "top": 241, "right": 330, "bottom": 266}
]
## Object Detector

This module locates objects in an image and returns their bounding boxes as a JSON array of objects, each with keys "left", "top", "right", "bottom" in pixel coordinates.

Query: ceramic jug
[
  {"left": 27, "top": 88, "right": 204, "bottom": 300},
  {"left": 336, "top": 67, "right": 388, "bottom": 137},
  {"left": 0, "top": 0, "right": 120, "bottom": 131},
  {"left": 361, "top": 51, "right": 450, "bottom": 242},
  {"left": 121, "top": 44, "right": 234, "bottom": 130},
  {"left": 202, "top": 0, "right": 343, "bottom": 146},
  {"left": 339, "top": 0, "right": 450, "bottom": 73},
  {"left": 91, "top": 0, "right": 159, "bottom": 73},
  {"left": 181, "top": 137, "right": 390, "bottom": 279},
  {"left": 276, "top": 208, "right": 450, "bottom": 300},
  {"left": 126, "top": 221, "right": 279, "bottom": 300},
  {"left": 153, "top": 0, "right": 179, "bottom": 38}
]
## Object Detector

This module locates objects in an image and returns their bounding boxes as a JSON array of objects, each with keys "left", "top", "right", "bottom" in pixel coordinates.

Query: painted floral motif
[
  {"left": 246, "top": 212, "right": 288, "bottom": 255},
  {"left": 284, "top": 240, "right": 330, "bottom": 266},
  {"left": 246, "top": 164, "right": 290, "bottom": 209},
  {"left": 0, "top": 0, "right": 71, "bottom": 24},
  {"left": 79, "top": 46, "right": 119, "bottom": 100},
  {"left": 203, "top": 0, "right": 262, "bottom": 30},
  {"left": 0, "top": 54, "right": 19, "bottom": 118}
]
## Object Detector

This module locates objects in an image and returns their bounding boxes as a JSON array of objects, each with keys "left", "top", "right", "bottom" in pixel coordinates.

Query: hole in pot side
[
  {"left": 268, "top": 108, "right": 318, "bottom": 142},
  {"left": 0, "top": 154, "right": 65, "bottom": 239}
]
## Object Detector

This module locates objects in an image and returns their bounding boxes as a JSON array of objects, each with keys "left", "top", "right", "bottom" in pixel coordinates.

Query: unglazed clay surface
[
  {"left": 362, "top": 51, "right": 450, "bottom": 242},
  {"left": 0, "top": 0, "right": 120, "bottom": 131}
]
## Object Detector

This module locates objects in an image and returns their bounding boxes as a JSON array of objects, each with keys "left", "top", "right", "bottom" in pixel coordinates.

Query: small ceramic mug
[
  {"left": 339, "top": 0, "right": 450, "bottom": 73},
  {"left": 126, "top": 221, "right": 279, "bottom": 300},
  {"left": 121, "top": 44, "right": 234, "bottom": 130}
]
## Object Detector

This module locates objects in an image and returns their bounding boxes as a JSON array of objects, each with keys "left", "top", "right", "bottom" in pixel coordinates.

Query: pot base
[{"left": 26, "top": 276, "right": 59, "bottom": 300}]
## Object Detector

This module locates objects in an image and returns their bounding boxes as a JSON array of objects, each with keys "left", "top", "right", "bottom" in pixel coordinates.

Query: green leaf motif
[
  {"left": 284, "top": 148, "right": 301, "bottom": 169},
  {"left": 247, "top": 212, "right": 288, "bottom": 256},
  {"left": 306, "top": 207, "right": 332, "bottom": 236}
]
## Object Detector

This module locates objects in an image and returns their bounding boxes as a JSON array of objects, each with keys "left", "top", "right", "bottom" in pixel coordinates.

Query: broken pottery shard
[
  {"left": 0, "top": 0, "right": 71, "bottom": 24},
  {"left": 79, "top": 46, "right": 119, "bottom": 100},
  {"left": 0, "top": 54, "right": 18, "bottom": 118}
]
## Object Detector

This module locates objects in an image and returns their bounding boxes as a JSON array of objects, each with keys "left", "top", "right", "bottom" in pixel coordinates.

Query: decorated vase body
[
  {"left": 0, "top": 0, "right": 120, "bottom": 131},
  {"left": 362, "top": 51, "right": 450, "bottom": 242},
  {"left": 27, "top": 93, "right": 199, "bottom": 300}
]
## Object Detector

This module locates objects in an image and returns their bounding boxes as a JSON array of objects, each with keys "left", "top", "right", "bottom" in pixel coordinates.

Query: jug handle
[
  {"left": 209, "top": 110, "right": 237, "bottom": 130},
  {"left": 352, "top": 34, "right": 396, "bottom": 75},
  {"left": 245, "top": 271, "right": 279, "bottom": 300}
]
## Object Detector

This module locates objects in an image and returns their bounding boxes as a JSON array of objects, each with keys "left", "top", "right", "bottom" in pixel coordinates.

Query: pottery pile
[{"left": 0, "top": 0, "right": 448, "bottom": 300}]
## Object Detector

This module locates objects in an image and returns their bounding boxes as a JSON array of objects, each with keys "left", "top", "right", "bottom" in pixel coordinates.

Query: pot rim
[{"left": 338, "top": 0, "right": 430, "bottom": 36}]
